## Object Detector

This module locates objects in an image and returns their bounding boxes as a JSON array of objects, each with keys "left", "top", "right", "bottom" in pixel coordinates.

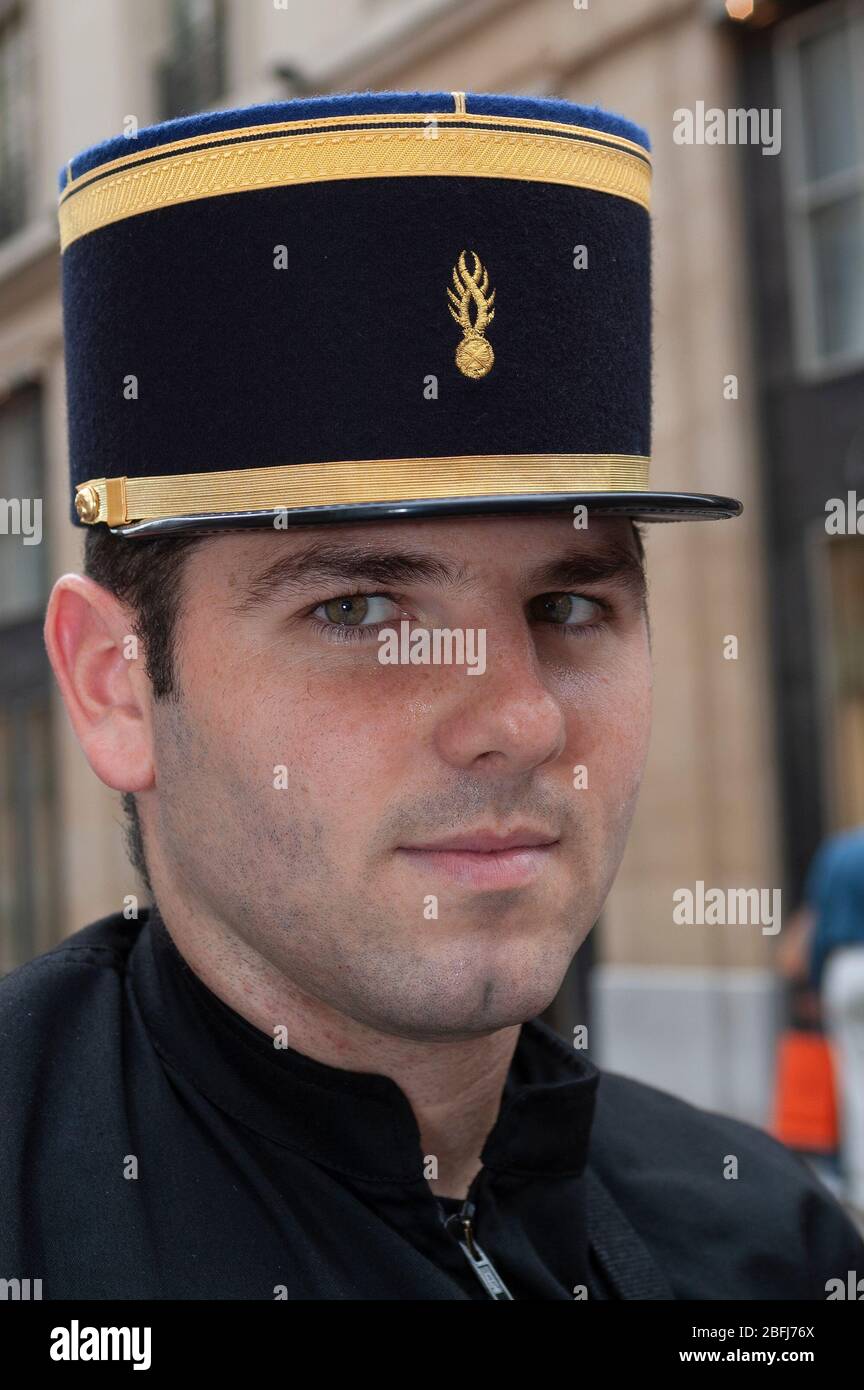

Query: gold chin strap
[{"left": 74, "top": 454, "right": 652, "bottom": 526}]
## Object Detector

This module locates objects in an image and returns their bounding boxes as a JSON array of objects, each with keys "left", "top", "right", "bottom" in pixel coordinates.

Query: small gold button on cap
[{"left": 75, "top": 485, "right": 100, "bottom": 523}]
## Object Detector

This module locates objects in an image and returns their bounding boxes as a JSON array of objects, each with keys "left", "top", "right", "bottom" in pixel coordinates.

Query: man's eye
[
  {"left": 314, "top": 594, "right": 400, "bottom": 628},
  {"left": 528, "top": 592, "right": 604, "bottom": 627}
]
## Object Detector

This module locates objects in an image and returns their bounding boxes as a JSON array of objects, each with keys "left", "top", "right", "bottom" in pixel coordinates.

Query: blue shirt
[{"left": 806, "top": 827, "right": 864, "bottom": 989}]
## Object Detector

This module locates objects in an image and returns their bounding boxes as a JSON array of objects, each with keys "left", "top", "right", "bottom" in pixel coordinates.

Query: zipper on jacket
[{"left": 440, "top": 1169, "right": 515, "bottom": 1300}]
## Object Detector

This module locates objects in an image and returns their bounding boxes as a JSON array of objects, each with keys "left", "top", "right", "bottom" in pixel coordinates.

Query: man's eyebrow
[
  {"left": 233, "top": 543, "right": 469, "bottom": 610},
  {"left": 526, "top": 543, "right": 647, "bottom": 605}
]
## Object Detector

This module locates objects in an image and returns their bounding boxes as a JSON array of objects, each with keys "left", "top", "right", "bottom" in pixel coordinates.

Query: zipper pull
[{"left": 443, "top": 1197, "right": 515, "bottom": 1301}]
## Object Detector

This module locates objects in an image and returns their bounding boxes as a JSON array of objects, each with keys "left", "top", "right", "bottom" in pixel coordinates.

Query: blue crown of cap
[{"left": 59, "top": 88, "right": 650, "bottom": 190}]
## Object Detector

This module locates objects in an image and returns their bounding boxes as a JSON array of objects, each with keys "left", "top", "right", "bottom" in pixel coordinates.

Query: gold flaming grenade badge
[{"left": 447, "top": 250, "right": 496, "bottom": 379}]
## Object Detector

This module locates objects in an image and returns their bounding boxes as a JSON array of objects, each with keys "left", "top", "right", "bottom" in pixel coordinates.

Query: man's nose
[{"left": 431, "top": 627, "right": 567, "bottom": 775}]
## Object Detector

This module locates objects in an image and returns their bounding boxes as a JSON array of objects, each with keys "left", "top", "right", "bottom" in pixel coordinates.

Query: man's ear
[{"left": 44, "top": 574, "right": 155, "bottom": 793}]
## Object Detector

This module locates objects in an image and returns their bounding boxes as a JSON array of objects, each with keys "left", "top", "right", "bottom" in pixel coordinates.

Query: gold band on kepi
[
  {"left": 74, "top": 455, "right": 652, "bottom": 527},
  {"left": 58, "top": 114, "right": 651, "bottom": 251},
  {"left": 59, "top": 90, "right": 742, "bottom": 532}
]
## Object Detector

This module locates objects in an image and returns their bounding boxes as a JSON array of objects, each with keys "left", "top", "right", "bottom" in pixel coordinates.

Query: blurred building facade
[{"left": 0, "top": 0, "right": 861, "bottom": 1121}]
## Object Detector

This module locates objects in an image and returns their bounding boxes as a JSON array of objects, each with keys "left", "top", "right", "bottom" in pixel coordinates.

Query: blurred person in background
[{"left": 804, "top": 827, "right": 864, "bottom": 1219}]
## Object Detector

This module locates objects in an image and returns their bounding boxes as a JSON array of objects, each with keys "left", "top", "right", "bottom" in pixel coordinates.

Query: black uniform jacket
[{"left": 1, "top": 909, "right": 861, "bottom": 1300}]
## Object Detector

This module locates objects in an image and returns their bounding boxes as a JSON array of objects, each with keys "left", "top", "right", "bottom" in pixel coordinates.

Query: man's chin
[
  {"left": 370, "top": 990, "right": 563, "bottom": 1043},
  {"left": 359, "top": 951, "right": 575, "bottom": 1042}
]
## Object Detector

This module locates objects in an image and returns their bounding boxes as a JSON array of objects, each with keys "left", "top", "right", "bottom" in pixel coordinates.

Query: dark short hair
[
  {"left": 83, "top": 528, "right": 206, "bottom": 699},
  {"left": 84, "top": 517, "right": 646, "bottom": 886}
]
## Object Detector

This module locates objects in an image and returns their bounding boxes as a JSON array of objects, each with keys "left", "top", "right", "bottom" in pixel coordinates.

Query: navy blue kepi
[{"left": 59, "top": 89, "right": 742, "bottom": 536}]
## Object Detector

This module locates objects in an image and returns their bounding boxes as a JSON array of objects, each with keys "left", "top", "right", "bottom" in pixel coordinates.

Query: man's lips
[
  {"left": 396, "top": 828, "right": 560, "bottom": 889},
  {"left": 402, "top": 829, "right": 559, "bottom": 853}
]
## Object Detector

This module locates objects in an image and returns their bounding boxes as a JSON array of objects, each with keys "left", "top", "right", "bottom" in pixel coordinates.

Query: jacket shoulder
[
  {"left": 0, "top": 914, "right": 141, "bottom": 1059},
  {"left": 0, "top": 912, "right": 139, "bottom": 990},
  {"left": 589, "top": 1067, "right": 864, "bottom": 1299}
]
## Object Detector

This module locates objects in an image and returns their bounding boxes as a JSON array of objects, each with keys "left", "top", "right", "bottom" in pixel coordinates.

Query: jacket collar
[{"left": 130, "top": 908, "right": 600, "bottom": 1184}]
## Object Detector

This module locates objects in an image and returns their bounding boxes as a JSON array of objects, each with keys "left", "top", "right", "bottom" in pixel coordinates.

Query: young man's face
[{"left": 142, "top": 513, "right": 653, "bottom": 1040}]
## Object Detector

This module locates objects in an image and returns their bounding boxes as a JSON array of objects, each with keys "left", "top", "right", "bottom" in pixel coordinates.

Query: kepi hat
[{"left": 58, "top": 89, "right": 742, "bottom": 536}]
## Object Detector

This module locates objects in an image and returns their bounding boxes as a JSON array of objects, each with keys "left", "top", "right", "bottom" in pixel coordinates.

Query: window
[
  {"left": 776, "top": 0, "right": 864, "bottom": 375},
  {"left": 0, "top": 384, "right": 56, "bottom": 974},
  {"left": 156, "top": 0, "right": 227, "bottom": 120},
  {"left": 0, "top": 3, "right": 33, "bottom": 242}
]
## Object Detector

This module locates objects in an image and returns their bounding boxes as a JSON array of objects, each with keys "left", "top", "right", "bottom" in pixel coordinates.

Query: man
[{"left": 2, "top": 89, "right": 862, "bottom": 1300}]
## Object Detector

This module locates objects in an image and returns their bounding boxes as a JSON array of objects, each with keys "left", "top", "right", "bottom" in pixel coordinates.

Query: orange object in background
[{"left": 771, "top": 1030, "right": 839, "bottom": 1152}]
